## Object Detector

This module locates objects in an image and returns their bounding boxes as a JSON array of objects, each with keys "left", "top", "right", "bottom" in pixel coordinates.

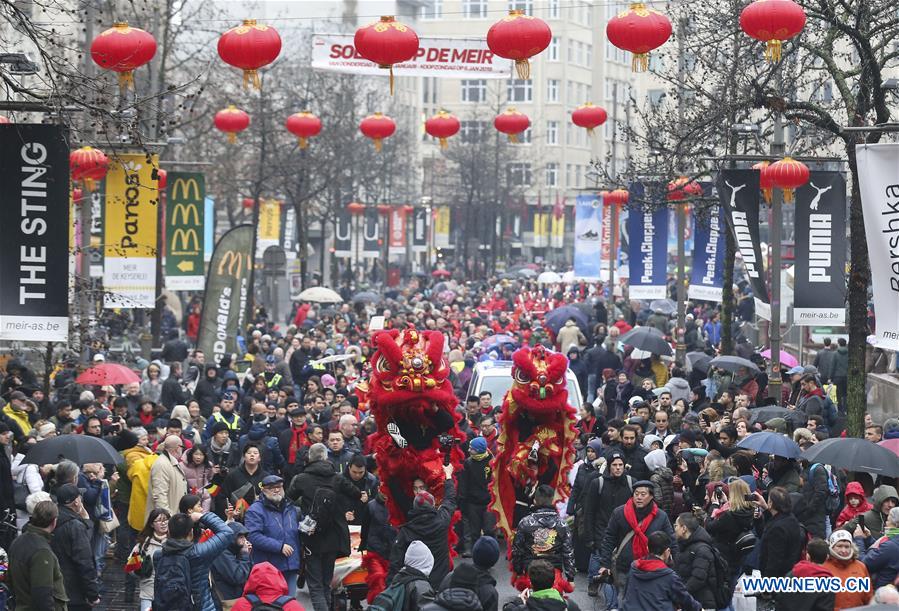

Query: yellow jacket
[
  {"left": 3, "top": 403, "right": 31, "bottom": 436},
  {"left": 127, "top": 451, "right": 158, "bottom": 530}
]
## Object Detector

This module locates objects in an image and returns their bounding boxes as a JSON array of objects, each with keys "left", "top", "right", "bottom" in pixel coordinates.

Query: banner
[
  {"left": 718, "top": 169, "right": 771, "bottom": 320},
  {"left": 257, "top": 199, "right": 281, "bottom": 256},
  {"left": 551, "top": 212, "right": 565, "bottom": 249},
  {"left": 0, "top": 124, "right": 70, "bottom": 341},
  {"left": 532, "top": 211, "right": 549, "bottom": 248},
  {"left": 103, "top": 153, "right": 159, "bottom": 309},
  {"left": 197, "top": 225, "right": 253, "bottom": 364},
  {"left": 281, "top": 204, "right": 298, "bottom": 259},
  {"left": 626, "top": 187, "right": 669, "bottom": 300},
  {"left": 312, "top": 34, "right": 512, "bottom": 79},
  {"left": 362, "top": 208, "right": 380, "bottom": 257},
  {"left": 857, "top": 144, "right": 899, "bottom": 348},
  {"left": 89, "top": 182, "right": 105, "bottom": 277},
  {"left": 165, "top": 172, "right": 205, "bottom": 290},
  {"left": 388, "top": 207, "right": 407, "bottom": 255},
  {"left": 334, "top": 212, "right": 352, "bottom": 257},
  {"left": 204, "top": 197, "right": 214, "bottom": 262},
  {"left": 688, "top": 205, "right": 726, "bottom": 302},
  {"left": 573, "top": 194, "right": 602, "bottom": 280},
  {"left": 434, "top": 206, "right": 451, "bottom": 248},
  {"left": 411, "top": 207, "right": 428, "bottom": 252},
  {"left": 667, "top": 206, "right": 694, "bottom": 254},
  {"left": 793, "top": 171, "right": 847, "bottom": 325}
]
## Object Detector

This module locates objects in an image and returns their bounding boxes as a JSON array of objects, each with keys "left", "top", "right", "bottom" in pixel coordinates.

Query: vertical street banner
[
  {"left": 718, "top": 169, "right": 771, "bottom": 320},
  {"left": 550, "top": 211, "right": 565, "bottom": 249},
  {"left": 600, "top": 200, "right": 613, "bottom": 269},
  {"left": 434, "top": 206, "right": 451, "bottom": 248},
  {"left": 103, "top": 153, "right": 159, "bottom": 309},
  {"left": 0, "top": 124, "right": 70, "bottom": 341},
  {"left": 856, "top": 144, "right": 899, "bottom": 348},
  {"left": 257, "top": 199, "right": 281, "bottom": 256},
  {"left": 89, "top": 182, "right": 105, "bottom": 277},
  {"left": 388, "top": 207, "right": 407, "bottom": 255},
  {"left": 203, "top": 197, "right": 215, "bottom": 262},
  {"left": 165, "top": 172, "right": 205, "bottom": 290},
  {"left": 411, "top": 207, "right": 428, "bottom": 252},
  {"left": 573, "top": 194, "right": 602, "bottom": 280},
  {"left": 197, "top": 225, "right": 253, "bottom": 364},
  {"left": 334, "top": 212, "right": 352, "bottom": 257},
  {"left": 532, "top": 210, "right": 549, "bottom": 248},
  {"left": 688, "top": 205, "right": 726, "bottom": 302},
  {"left": 362, "top": 207, "right": 380, "bottom": 257},
  {"left": 626, "top": 197, "right": 669, "bottom": 300},
  {"left": 281, "top": 204, "right": 298, "bottom": 260},
  {"left": 793, "top": 171, "right": 847, "bottom": 325}
]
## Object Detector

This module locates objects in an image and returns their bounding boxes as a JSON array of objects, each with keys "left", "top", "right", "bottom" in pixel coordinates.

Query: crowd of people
[{"left": 0, "top": 277, "right": 895, "bottom": 611}]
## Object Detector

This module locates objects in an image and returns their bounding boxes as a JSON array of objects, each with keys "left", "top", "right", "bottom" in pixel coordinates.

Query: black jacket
[
  {"left": 565, "top": 460, "right": 600, "bottom": 517},
  {"left": 621, "top": 556, "right": 701, "bottom": 611},
  {"left": 459, "top": 454, "right": 492, "bottom": 506},
  {"left": 599, "top": 502, "right": 675, "bottom": 575},
  {"left": 583, "top": 473, "right": 633, "bottom": 549},
  {"left": 422, "top": 587, "right": 483, "bottom": 611},
  {"left": 438, "top": 564, "right": 497, "bottom": 611},
  {"left": 674, "top": 527, "right": 718, "bottom": 609},
  {"left": 502, "top": 591, "right": 581, "bottom": 611},
  {"left": 288, "top": 459, "right": 361, "bottom": 557},
  {"left": 511, "top": 506, "right": 575, "bottom": 579},
  {"left": 796, "top": 464, "right": 829, "bottom": 540},
  {"left": 389, "top": 479, "right": 457, "bottom": 588},
  {"left": 391, "top": 566, "right": 436, "bottom": 611},
  {"left": 586, "top": 345, "right": 622, "bottom": 377},
  {"left": 609, "top": 445, "right": 649, "bottom": 481},
  {"left": 222, "top": 464, "right": 269, "bottom": 509},
  {"left": 759, "top": 512, "right": 804, "bottom": 577},
  {"left": 160, "top": 375, "right": 188, "bottom": 411},
  {"left": 361, "top": 496, "right": 397, "bottom": 558},
  {"left": 705, "top": 507, "right": 755, "bottom": 569},
  {"left": 50, "top": 505, "right": 100, "bottom": 605},
  {"left": 194, "top": 370, "right": 221, "bottom": 416}
]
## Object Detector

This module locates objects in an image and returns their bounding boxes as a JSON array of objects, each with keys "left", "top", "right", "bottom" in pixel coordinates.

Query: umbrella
[
  {"left": 296, "top": 287, "right": 343, "bottom": 303},
  {"left": 517, "top": 268, "right": 537, "bottom": 278},
  {"left": 748, "top": 406, "right": 792, "bottom": 425},
  {"left": 481, "top": 334, "right": 518, "bottom": 350},
  {"left": 318, "top": 307, "right": 338, "bottom": 318},
  {"left": 561, "top": 270, "right": 575, "bottom": 282},
  {"left": 571, "top": 302, "right": 595, "bottom": 319},
  {"left": 431, "top": 269, "right": 451, "bottom": 278},
  {"left": 736, "top": 431, "right": 802, "bottom": 458},
  {"left": 760, "top": 348, "right": 799, "bottom": 368},
  {"left": 879, "top": 438, "right": 899, "bottom": 457},
  {"left": 709, "top": 355, "right": 760, "bottom": 374},
  {"left": 802, "top": 437, "right": 899, "bottom": 476},
  {"left": 352, "top": 291, "right": 381, "bottom": 304},
  {"left": 537, "top": 271, "right": 562, "bottom": 284},
  {"left": 619, "top": 326, "right": 673, "bottom": 356},
  {"left": 437, "top": 290, "right": 457, "bottom": 304},
  {"left": 686, "top": 351, "right": 712, "bottom": 374},
  {"left": 75, "top": 363, "right": 140, "bottom": 386},
  {"left": 649, "top": 299, "right": 676, "bottom": 315},
  {"left": 311, "top": 354, "right": 356, "bottom": 366},
  {"left": 23, "top": 435, "right": 122, "bottom": 466},
  {"left": 544, "top": 305, "right": 590, "bottom": 335}
]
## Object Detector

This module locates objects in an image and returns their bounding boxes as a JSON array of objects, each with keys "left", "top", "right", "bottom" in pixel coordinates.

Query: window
[
  {"left": 546, "top": 79, "right": 560, "bottom": 103},
  {"left": 548, "top": 0, "right": 560, "bottom": 18},
  {"left": 507, "top": 79, "right": 533, "bottom": 102},
  {"left": 546, "top": 120, "right": 559, "bottom": 145},
  {"left": 584, "top": 43, "right": 593, "bottom": 68},
  {"left": 508, "top": 0, "right": 533, "bottom": 14},
  {"left": 567, "top": 40, "right": 575, "bottom": 63},
  {"left": 460, "top": 121, "right": 486, "bottom": 143},
  {"left": 512, "top": 127, "right": 533, "bottom": 144},
  {"left": 605, "top": 39, "right": 628, "bottom": 64},
  {"left": 507, "top": 163, "right": 532, "bottom": 186},
  {"left": 575, "top": 165, "right": 583, "bottom": 188},
  {"left": 545, "top": 163, "right": 559, "bottom": 187},
  {"left": 422, "top": 77, "right": 437, "bottom": 105},
  {"left": 420, "top": 0, "right": 442, "bottom": 19},
  {"left": 566, "top": 164, "right": 574, "bottom": 188},
  {"left": 461, "top": 79, "right": 486, "bottom": 102},
  {"left": 548, "top": 37, "right": 559, "bottom": 61},
  {"left": 463, "top": 0, "right": 487, "bottom": 18}
]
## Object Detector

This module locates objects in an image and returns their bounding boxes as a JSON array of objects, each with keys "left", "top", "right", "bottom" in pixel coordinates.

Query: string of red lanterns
[{"left": 666, "top": 176, "right": 702, "bottom": 201}]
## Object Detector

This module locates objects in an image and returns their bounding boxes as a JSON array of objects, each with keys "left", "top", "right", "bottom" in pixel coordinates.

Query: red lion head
[{"left": 510, "top": 345, "right": 569, "bottom": 412}]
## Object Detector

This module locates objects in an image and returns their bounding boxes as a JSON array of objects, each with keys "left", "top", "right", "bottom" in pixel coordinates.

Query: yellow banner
[
  {"left": 103, "top": 153, "right": 159, "bottom": 308},
  {"left": 533, "top": 212, "right": 549, "bottom": 247},
  {"left": 434, "top": 206, "right": 451, "bottom": 248},
  {"left": 551, "top": 213, "right": 565, "bottom": 248},
  {"left": 259, "top": 199, "right": 282, "bottom": 241}
]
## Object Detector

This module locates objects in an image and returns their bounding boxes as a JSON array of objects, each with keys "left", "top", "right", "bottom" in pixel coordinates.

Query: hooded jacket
[
  {"left": 389, "top": 479, "right": 457, "bottom": 587},
  {"left": 797, "top": 462, "right": 831, "bottom": 540},
  {"left": 210, "top": 524, "right": 252, "bottom": 602},
  {"left": 774, "top": 560, "right": 835, "bottom": 611},
  {"left": 50, "top": 505, "right": 100, "bottom": 606},
  {"left": 193, "top": 364, "right": 221, "bottom": 417},
  {"left": 422, "top": 588, "right": 483, "bottom": 611},
  {"left": 836, "top": 481, "right": 873, "bottom": 528},
  {"left": 706, "top": 506, "right": 755, "bottom": 569},
  {"left": 7, "top": 522, "right": 68, "bottom": 610},
  {"left": 621, "top": 556, "right": 701, "bottom": 611},
  {"left": 565, "top": 456, "right": 601, "bottom": 517},
  {"left": 438, "top": 563, "right": 497, "bottom": 611},
  {"left": 460, "top": 451, "right": 493, "bottom": 506},
  {"left": 244, "top": 493, "right": 301, "bottom": 572},
  {"left": 844, "top": 485, "right": 899, "bottom": 540},
  {"left": 511, "top": 506, "right": 575, "bottom": 579},
  {"left": 557, "top": 320, "right": 586, "bottom": 354},
  {"left": 238, "top": 422, "right": 284, "bottom": 473},
  {"left": 824, "top": 550, "right": 873, "bottom": 610},
  {"left": 361, "top": 495, "right": 397, "bottom": 558},
  {"left": 231, "top": 561, "right": 303, "bottom": 611},
  {"left": 392, "top": 566, "right": 436, "bottom": 611},
  {"left": 759, "top": 512, "right": 804, "bottom": 577},
  {"left": 288, "top": 458, "right": 361, "bottom": 556},
  {"left": 665, "top": 377, "right": 691, "bottom": 405},
  {"left": 583, "top": 471, "right": 634, "bottom": 549},
  {"left": 673, "top": 526, "right": 718, "bottom": 609}
]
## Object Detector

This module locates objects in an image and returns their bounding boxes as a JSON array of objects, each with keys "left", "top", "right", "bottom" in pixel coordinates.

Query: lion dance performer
[
  {"left": 489, "top": 345, "right": 578, "bottom": 592},
  {"left": 361, "top": 328, "right": 465, "bottom": 601}
]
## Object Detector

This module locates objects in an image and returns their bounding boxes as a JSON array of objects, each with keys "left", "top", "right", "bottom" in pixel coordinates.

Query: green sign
[{"left": 165, "top": 172, "right": 205, "bottom": 290}]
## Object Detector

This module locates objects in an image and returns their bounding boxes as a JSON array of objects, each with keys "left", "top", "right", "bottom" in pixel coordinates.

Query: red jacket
[{"left": 232, "top": 562, "right": 305, "bottom": 611}]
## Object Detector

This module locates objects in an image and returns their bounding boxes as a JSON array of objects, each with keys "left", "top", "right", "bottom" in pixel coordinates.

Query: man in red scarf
[
  {"left": 596, "top": 481, "right": 675, "bottom": 598},
  {"left": 278, "top": 407, "right": 310, "bottom": 481}
]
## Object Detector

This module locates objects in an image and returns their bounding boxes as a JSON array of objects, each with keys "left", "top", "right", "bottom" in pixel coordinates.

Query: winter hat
[
  {"left": 209, "top": 421, "right": 231, "bottom": 436},
  {"left": 642, "top": 434, "right": 663, "bottom": 451},
  {"left": 472, "top": 536, "right": 500, "bottom": 569},
  {"left": 321, "top": 374, "right": 337, "bottom": 389},
  {"left": 413, "top": 491, "right": 435, "bottom": 510},
  {"left": 765, "top": 417, "right": 787, "bottom": 435},
  {"left": 829, "top": 529, "right": 854, "bottom": 560},
  {"left": 738, "top": 475, "right": 758, "bottom": 493},
  {"left": 628, "top": 396, "right": 644, "bottom": 408},
  {"left": 632, "top": 480, "right": 655, "bottom": 495},
  {"left": 470, "top": 437, "right": 488, "bottom": 454},
  {"left": 131, "top": 427, "right": 148, "bottom": 439},
  {"left": 113, "top": 429, "right": 138, "bottom": 451},
  {"left": 405, "top": 540, "right": 435, "bottom": 576},
  {"left": 586, "top": 438, "right": 604, "bottom": 456},
  {"left": 644, "top": 449, "right": 667, "bottom": 472},
  {"left": 663, "top": 434, "right": 677, "bottom": 450},
  {"left": 56, "top": 483, "right": 81, "bottom": 505}
]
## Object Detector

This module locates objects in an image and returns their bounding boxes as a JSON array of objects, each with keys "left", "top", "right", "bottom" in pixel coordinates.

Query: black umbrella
[
  {"left": 619, "top": 326, "right": 673, "bottom": 356},
  {"left": 748, "top": 406, "right": 792, "bottom": 425},
  {"left": 544, "top": 305, "right": 590, "bottom": 335},
  {"left": 570, "top": 302, "right": 596, "bottom": 320},
  {"left": 23, "top": 434, "right": 122, "bottom": 466},
  {"left": 352, "top": 291, "right": 381, "bottom": 304},
  {"left": 736, "top": 431, "right": 802, "bottom": 459},
  {"left": 801, "top": 438, "right": 899, "bottom": 476},
  {"left": 709, "top": 355, "right": 761, "bottom": 374},
  {"left": 686, "top": 351, "right": 712, "bottom": 374}
]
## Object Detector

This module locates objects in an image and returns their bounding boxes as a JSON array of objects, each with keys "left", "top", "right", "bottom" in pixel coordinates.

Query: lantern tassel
[
  {"left": 631, "top": 53, "right": 650, "bottom": 72},
  {"left": 507, "top": 134, "right": 518, "bottom": 143},
  {"left": 762, "top": 188, "right": 773, "bottom": 204},
  {"left": 515, "top": 59, "right": 530, "bottom": 80},
  {"left": 244, "top": 69, "right": 261, "bottom": 90},
  {"left": 389, "top": 66, "right": 395, "bottom": 96},
  {"left": 374, "top": 138, "right": 382, "bottom": 153},
  {"left": 586, "top": 127, "right": 594, "bottom": 136},
  {"left": 783, "top": 188, "right": 795, "bottom": 204},
  {"left": 765, "top": 39, "right": 783, "bottom": 62},
  {"left": 227, "top": 132, "right": 237, "bottom": 144},
  {"left": 84, "top": 178, "right": 96, "bottom": 193},
  {"left": 298, "top": 137, "right": 308, "bottom": 149},
  {"left": 117, "top": 71, "right": 134, "bottom": 90},
  {"left": 439, "top": 137, "right": 448, "bottom": 149}
]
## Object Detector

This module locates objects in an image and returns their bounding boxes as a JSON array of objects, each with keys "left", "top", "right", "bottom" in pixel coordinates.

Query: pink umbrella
[
  {"left": 759, "top": 349, "right": 799, "bottom": 368},
  {"left": 75, "top": 363, "right": 141, "bottom": 386},
  {"left": 880, "top": 439, "right": 899, "bottom": 457}
]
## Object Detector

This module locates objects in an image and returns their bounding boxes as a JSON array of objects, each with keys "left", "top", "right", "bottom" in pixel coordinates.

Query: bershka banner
[
  {"left": 362, "top": 208, "right": 380, "bottom": 257},
  {"left": 718, "top": 169, "right": 771, "bottom": 320},
  {"left": 793, "top": 171, "right": 847, "bottom": 325},
  {"left": 257, "top": 199, "right": 281, "bottom": 257},
  {"left": 281, "top": 204, "right": 298, "bottom": 259},
  {"left": 312, "top": 34, "right": 512, "bottom": 79},
  {"left": 626, "top": 189, "right": 669, "bottom": 300},
  {"left": 857, "top": 144, "right": 899, "bottom": 348},
  {"left": 334, "top": 212, "right": 352, "bottom": 257},
  {"left": 573, "top": 194, "right": 603, "bottom": 280},
  {"left": 165, "top": 172, "right": 205, "bottom": 290},
  {"left": 197, "top": 225, "right": 253, "bottom": 364},
  {"left": 434, "top": 206, "right": 451, "bottom": 248},
  {"left": 103, "top": 153, "right": 159, "bottom": 309},
  {"left": 388, "top": 207, "right": 407, "bottom": 255},
  {"left": 411, "top": 207, "right": 428, "bottom": 252},
  {"left": 0, "top": 124, "right": 69, "bottom": 341},
  {"left": 688, "top": 205, "right": 726, "bottom": 302}
]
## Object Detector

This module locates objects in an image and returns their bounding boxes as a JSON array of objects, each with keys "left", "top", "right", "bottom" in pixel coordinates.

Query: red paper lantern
[
  {"left": 90, "top": 22, "right": 157, "bottom": 89},
  {"left": 354, "top": 16, "right": 419, "bottom": 94},
  {"left": 667, "top": 176, "right": 702, "bottom": 201},
  {"left": 767, "top": 156, "right": 809, "bottom": 203},
  {"left": 425, "top": 111, "right": 460, "bottom": 148},
  {"left": 571, "top": 103, "right": 608, "bottom": 135},
  {"left": 359, "top": 113, "right": 396, "bottom": 152},
  {"left": 214, "top": 105, "right": 250, "bottom": 143},
  {"left": 486, "top": 10, "right": 552, "bottom": 80},
  {"left": 218, "top": 19, "right": 282, "bottom": 89},
  {"left": 285, "top": 112, "right": 322, "bottom": 149},
  {"left": 156, "top": 168, "right": 167, "bottom": 191},
  {"left": 606, "top": 188, "right": 630, "bottom": 206},
  {"left": 242, "top": 197, "right": 255, "bottom": 209},
  {"left": 494, "top": 108, "right": 530, "bottom": 142},
  {"left": 70, "top": 146, "right": 110, "bottom": 192},
  {"left": 740, "top": 0, "right": 806, "bottom": 62},
  {"left": 753, "top": 161, "right": 775, "bottom": 203},
  {"left": 606, "top": 3, "right": 672, "bottom": 72},
  {"left": 347, "top": 202, "right": 366, "bottom": 215},
  {"left": 376, "top": 204, "right": 392, "bottom": 214},
  {"left": 402, "top": 205, "right": 415, "bottom": 214}
]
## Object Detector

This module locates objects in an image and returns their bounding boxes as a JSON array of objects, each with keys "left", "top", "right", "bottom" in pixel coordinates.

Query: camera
[
  {"left": 299, "top": 514, "right": 317, "bottom": 535},
  {"left": 744, "top": 494, "right": 754, "bottom": 502}
]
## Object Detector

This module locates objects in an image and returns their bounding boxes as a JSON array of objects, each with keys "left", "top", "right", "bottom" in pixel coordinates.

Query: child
[
  {"left": 837, "top": 481, "right": 873, "bottom": 529},
  {"left": 130, "top": 508, "right": 170, "bottom": 611}
]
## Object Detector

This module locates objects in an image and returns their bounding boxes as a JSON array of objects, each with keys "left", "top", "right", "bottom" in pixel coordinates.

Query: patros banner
[
  {"left": 312, "top": 34, "right": 512, "bottom": 79},
  {"left": 688, "top": 204, "right": 726, "bottom": 302},
  {"left": 626, "top": 183, "right": 669, "bottom": 300},
  {"left": 0, "top": 124, "right": 69, "bottom": 341},
  {"left": 793, "top": 172, "right": 847, "bottom": 325},
  {"left": 165, "top": 172, "right": 205, "bottom": 290},
  {"left": 857, "top": 144, "right": 899, "bottom": 349}
]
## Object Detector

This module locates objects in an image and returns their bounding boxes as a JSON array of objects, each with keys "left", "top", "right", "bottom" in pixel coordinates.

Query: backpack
[
  {"left": 596, "top": 475, "right": 633, "bottom": 496},
  {"left": 152, "top": 548, "right": 196, "bottom": 611},
  {"left": 709, "top": 544, "right": 733, "bottom": 609},
  {"left": 810, "top": 463, "right": 841, "bottom": 516},
  {"left": 822, "top": 396, "right": 838, "bottom": 428},
  {"left": 368, "top": 581, "right": 408, "bottom": 611},
  {"left": 246, "top": 593, "right": 294, "bottom": 610}
]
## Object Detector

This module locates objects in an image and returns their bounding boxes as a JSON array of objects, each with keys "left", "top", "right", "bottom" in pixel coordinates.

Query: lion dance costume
[
  {"left": 361, "top": 328, "right": 465, "bottom": 601},
  {"left": 489, "top": 345, "right": 578, "bottom": 591}
]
